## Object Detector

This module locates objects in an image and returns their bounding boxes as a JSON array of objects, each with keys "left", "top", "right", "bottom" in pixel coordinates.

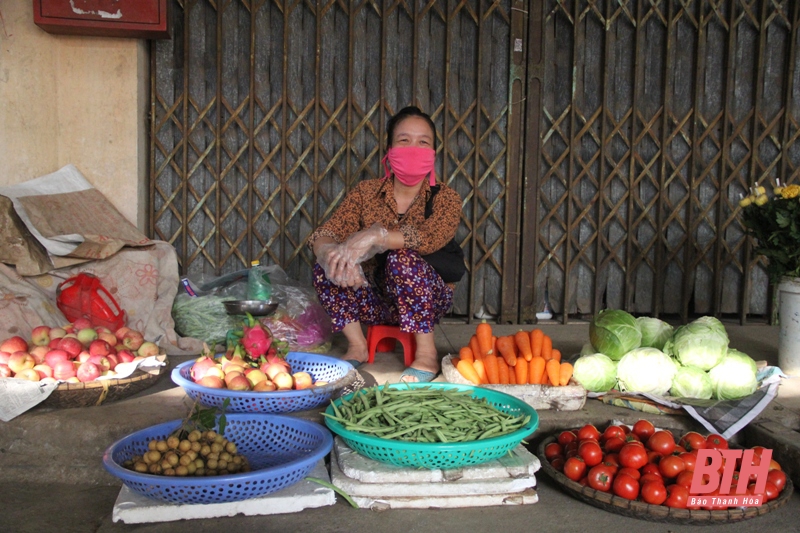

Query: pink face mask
[{"left": 382, "top": 146, "right": 436, "bottom": 187}]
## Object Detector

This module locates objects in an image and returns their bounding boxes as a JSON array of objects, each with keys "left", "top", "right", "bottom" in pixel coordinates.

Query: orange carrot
[
  {"left": 459, "top": 346, "right": 475, "bottom": 364},
  {"left": 515, "top": 330, "right": 533, "bottom": 361},
  {"left": 470, "top": 335, "right": 483, "bottom": 361},
  {"left": 492, "top": 335, "right": 497, "bottom": 356},
  {"left": 484, "top": 354, "right": 500, "bottom": 384},
  {"left": 451, "top": 357, "right": 460, "bottom": 367},
  {"left": 530, "top": 329, "right": 544, "bottom": 359},
  {"left": 473, "top": 359, "right": 488, "bottom": 384},
  {"left": 529, "top": 356, "right": 546, "bottom": 385},
  {"left": 476, "top": 321, "right": 494, "bottom": 358},
  {"left": 497, "top": 357, "right": 510, "bottom": 384},
  {"left": 508, "top": 365, "right": 517, "bottom": 384},
  {"left": 456, "top": 359, "right": 481, "bottom": 385},
  {"left": 559, "top": 361, "right": 574, "bottom": 386},
  {"left": 546, "top": 358, "right": 560, "bottom": 386},
  {"left": 514, "top": 356, "right": 528, "bottom": 385},
  {"left": 541, "top": 334, "right": 553, "bottom": 361},
  {"left": 496, "top": 336, "right": 518, "bottom": 367},
  {"left": 550, "top": 349, "right": 561, "bottom": 363}
]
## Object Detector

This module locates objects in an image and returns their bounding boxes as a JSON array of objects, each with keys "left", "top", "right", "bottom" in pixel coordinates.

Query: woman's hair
[{"left": 386, "top": 106, "right": 437, "bottom": 149}]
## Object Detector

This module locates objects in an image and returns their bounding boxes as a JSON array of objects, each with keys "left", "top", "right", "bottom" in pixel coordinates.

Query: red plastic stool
[{"left": 366, "top": 325, "right": 416, "bottom": 366}]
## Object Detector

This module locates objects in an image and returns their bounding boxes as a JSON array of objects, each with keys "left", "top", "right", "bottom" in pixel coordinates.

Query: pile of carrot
[{"left": 452, "top": 322, "right": 574, "bottom": 387}]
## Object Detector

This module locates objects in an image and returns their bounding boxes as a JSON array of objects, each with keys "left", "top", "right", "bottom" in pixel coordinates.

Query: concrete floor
[{"left": 2, "top": 320, "right": 800, "bottom": 532}]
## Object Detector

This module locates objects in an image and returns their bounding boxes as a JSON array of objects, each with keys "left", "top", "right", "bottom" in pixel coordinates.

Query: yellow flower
[
  {"left": 781, "top": 184, "right": 800, "bottom": 199},
  {"left": 755, "top": 194, "right": 769, "bottom": 206},
  {"left": 739, "top": 196, "right": 753, "bottom": 207}
]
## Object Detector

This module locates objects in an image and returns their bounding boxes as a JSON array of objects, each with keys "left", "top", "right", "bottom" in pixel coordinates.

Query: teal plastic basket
[{"left": 324, "top": 383, "right": 539, "bottom": 469}]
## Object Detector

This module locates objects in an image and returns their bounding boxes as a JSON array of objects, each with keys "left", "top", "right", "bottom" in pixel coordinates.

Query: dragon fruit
[
  {"left": 242, "top": 321, "right": 272, "bottom": 358},
  {"left": 225, "top": 313, "right": 287, "bottom": 364}
]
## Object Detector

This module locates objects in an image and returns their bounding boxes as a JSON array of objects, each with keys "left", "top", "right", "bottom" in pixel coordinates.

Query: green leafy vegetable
[{"left": 589, "top": 309, "right": 642, "bottom": 361}]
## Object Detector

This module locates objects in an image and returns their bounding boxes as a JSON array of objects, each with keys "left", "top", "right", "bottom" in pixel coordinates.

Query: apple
[
  {"left": 97, "top": 331, "right": 117, "bottom": 347},
  {"left": 223, "top": 364, "right": 246, "bottom": 376},
  {"left": 76, "top": 361, "right": 102, "bottom": 382},
  {"left": 196, "top": 375, "right": 224, "bottom": 388},
  {"left": 272, "top": 371, "right": 294, "bottom": 390},
  {"left": 314, "top": 381, "right": 329, "bottom": 387},
  {"left": 48, "top": 339, "right": 62, "bottom": 350},
  {"left": 205, "top": 366, "right": 226, "bottom": 379},
  {"left": 33, "top": 364, "right": 54, "bottom": 379},
  {"left": 87, "top": 355, "right": 111, "bottom": 373},
  {"left": 190, "top": 356, "right": 218, "bottom": 381},
  {"left": 8, "top": 352, "right": 35, "bottom": 374},
  {"left": 114, "top": 326, "right": 131, "bottom": 341},
  {"left": 226, "top": 374, "right": 251, "bottom": 391},
  {"left": 245, "top": 369, "right": 269, "bottom": 387},
  {"left": 116, "top": 349, "right": 136, "bottom": 363},
  {"left": 253, "top": 380, "right": 277, "bottom": 392},
  {"left": 30, "top": 326, "right": 51, "bottom": 347},
  {"left": 137, "top": 341, "right": 159, "bottom": 358},
  {"left": 77, "top": 351, "right": 92, "bottom": 363},
  {"left": 224, "top": 371, "right": 245, "bottom": 387},
  {"left": 94, "top": 326, "right": 112, "bottom": 335},
  {"left": 29, "top": 345, "right": 49, "bottom": 365},
  {"left": 89, "top": 339, "right": 111, "bottom": 357},
  {"left": 0, "top": 336, "right": 28, "bottom": 354},
  {"left": 72, "top": 318, "right": 93, "bottom": 331},
  {"left": 49, "top": 327, "right": 67, "bottom": 340},
  {"left": 15, "top": 368, "right": 40, "bottom": 382},
  {"left": 57, "top": 337, "right": 83, "bottom": 358},
  {"left": 65, "top": 377, "right": 81, "bottom": 384},
  {"left": 263, "top": 362, "right": 290, "bottom": 380},
  {"left": 105, "top": 353, "right": 119, "bottom": 370},
  {"left": 0, "top": 364, "right": 11, "bottom": 378},
  {"left": 292, "top": 372, "right": 314, "bottom": 390},
  {"left": 52, "top": 360, "right": 77, "bottom": 380},
  {"left": 40, "top": 377, "right": 57, "bottom": 384},
  {"left": 44, "top": 349, "right": 70, "bottom": 367},
  {"left": 76, "top": 328, "right": 98, "bottom": 345},
  {"left": 0, "top": 351, "right": 9, "bottom": 365},
  {"left": 122, "top": 331, "right": 144, "bottom": 350}
]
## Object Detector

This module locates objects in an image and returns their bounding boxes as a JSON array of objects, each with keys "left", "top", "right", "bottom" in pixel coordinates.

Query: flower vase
[{"left": 777, "top": 277, "right": 800, "bottom": 375}]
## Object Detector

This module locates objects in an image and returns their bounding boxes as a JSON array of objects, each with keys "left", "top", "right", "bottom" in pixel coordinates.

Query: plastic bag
[{"left": 255, "top": 265, "right": 333, "bottom": 352}]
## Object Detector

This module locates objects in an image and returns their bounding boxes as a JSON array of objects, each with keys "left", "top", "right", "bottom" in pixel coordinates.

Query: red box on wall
[{"left": 33, "top": 0, "right": 170, "bottom": 39}]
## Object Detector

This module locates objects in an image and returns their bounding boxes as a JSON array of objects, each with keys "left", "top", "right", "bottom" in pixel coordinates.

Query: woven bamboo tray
[
  {"left": 41, "top": 362, "right": 169, "bottom": 409},
  {"left": 537, "top": 434, "right": 793, "bottom": 525}
]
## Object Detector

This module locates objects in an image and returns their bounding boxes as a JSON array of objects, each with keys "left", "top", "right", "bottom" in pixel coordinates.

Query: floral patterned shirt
[{"left": 309, "top": 178, "right": 462, "bottom": 256}]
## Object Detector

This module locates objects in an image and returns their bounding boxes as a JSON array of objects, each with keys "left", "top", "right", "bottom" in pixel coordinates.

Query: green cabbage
[
  {"left": 573, "top": 353, "right": 618, "bottom": 393},
  {"left": 580, "top": 342, "right": 596, "bottom": 356},
  {"left": 708, "top": 353, "right": 758, "bottom": 400},
  {"left": 669, "top": 317, "right": 729, "bottom": 371},
  {"left": 636, "top": 317, "right": 674, "bottom": 351},
  {"left": 725, "top": 348, "right": 758, "bottom": 375},
  {"left": 616, "top": 347, "right": 678, "bottom": 396},
  {"left": 670, "top": 366, "right": 713, "bottom": 399},
  {"left": 589, "top": 309, "right": 642, "bottom": 361}
]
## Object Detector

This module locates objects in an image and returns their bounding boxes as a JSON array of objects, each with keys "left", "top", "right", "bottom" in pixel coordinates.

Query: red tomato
[
  {"left": 751, "top": 445, "right": 768, "bottom": 459},
  {"left": 618, "top": 466, "right": 641, "bottom": 480},
  {"left": 706, "top": 433, "right": 728, "bottom": 450},
  {"left": 679, "top": 431, "right": 706, "bottom": 452},
  {"left": 641, "top": 463, "right": 662, "bottom": 477},
  {"left": 764, "top": 481, "right": 780, "bottom": 502},
  {"left": 604, "top": 436, "right": 626, "bottom": 454},
  {"left": 579, "top": 440, "right": 604, "bottom": 467},
  {"left": 558, "top": 430, "right": 578, "bottom": 446},
  {"left": 675, "top": 470, "right": 695, "bottom": 489},
  {"left": 659, "top": 455, "right": 686, "bottom": 479},
  {"left": 647, "top": 430, "right": 676, "bottom": 456},
  {"left": 679, "top": 452, "right": 696, "bottom": 472},
  {"left": 632, "top": 419, "right": 656, "bottom": 441},
  {"left": 619, "top": 443, "right": 648, "bottom": 469},
  {"left": 665, "top": 484, "right": 689, "bottom": 508},
  {"left": 602, "top": 461, "right": 619, "bottom": 476},
  {"left": 604, "top": 453, "right": 620, "bottom": 467},
  {"left": 550, "top": 456, "right": 565, "bottom": 471},
  {"left": 640, "top": 473, "right": 664, "bottom": 485},
  {"left": 673, "top": 445, "right": 687, "bottom": 454},
  {"left": 545, "top": 442, "right": 563, "bottom": 460},
  {"left": 563, "top": 456, "right": 587, "bottom": 482},
  {"left": 577, "top": 424, "right": 601, "bottom": 442},
  {"left": 624, "top": 433, "right": 642, "bottom": 444},
  {"left": 647, "top": 451, "right": 663, "bottom": 464},
  {"left": 640, "top": 481, "right": 667, "bottom": 505},
  {"left": 587, "top": 464, "right": 614, "bottom": 492},
  {"left": 612, "top": 473, "right": 640, "bottom": 500},
  {"left": 769, "top": 459, "right": 782, "bottom": 472},
  {"left": 578, "top": 476, "right": 589, "bottom": 486},
  {"left": 603, "top": 425, "right": 626, "bottom": 442},
  {"left": 767, "top": 470, "right": 787, "bottom": 492}
]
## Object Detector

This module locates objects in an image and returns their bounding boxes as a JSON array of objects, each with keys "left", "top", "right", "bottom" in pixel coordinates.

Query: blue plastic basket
[
  {"left": 171, "top": 352, "right": 353, "bottom": 414},
  {"left": 103, "top": 413, "right": 333, "bottom": 504}
]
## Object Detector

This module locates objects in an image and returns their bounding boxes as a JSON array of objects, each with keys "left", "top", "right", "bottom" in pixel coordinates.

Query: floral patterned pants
[{"left": 312, "top": 249, "right": 454, "bottom": 333}]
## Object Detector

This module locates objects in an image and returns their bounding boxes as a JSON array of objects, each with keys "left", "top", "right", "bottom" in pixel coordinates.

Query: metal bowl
[{"left": 222, "top": 300, "right": 278, "bottom": 316}]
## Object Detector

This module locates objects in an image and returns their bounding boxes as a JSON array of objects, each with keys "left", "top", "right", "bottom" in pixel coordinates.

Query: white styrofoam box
[
  {"left": 112, "top": 460, "right": 335, "bottom": 524},
  {"left": 335, "top": 438, "right": 540, "bottom": 484},
  {"left": 351, "top": 488, "right": 539, "bottom": 510}
]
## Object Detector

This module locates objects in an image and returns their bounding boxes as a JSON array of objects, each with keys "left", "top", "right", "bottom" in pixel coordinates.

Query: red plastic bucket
[{"left": 56, "top": 273, "right": 126, "bottom": 331}]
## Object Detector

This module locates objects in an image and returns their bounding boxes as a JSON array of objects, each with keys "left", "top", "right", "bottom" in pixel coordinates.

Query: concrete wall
[{"left": 0, "top": 0, "right": 148, "bottom": 231}]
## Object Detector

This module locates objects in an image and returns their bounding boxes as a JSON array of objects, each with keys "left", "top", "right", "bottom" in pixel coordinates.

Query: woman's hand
[
  {"left": 340, "top": 223, "right": 389, "bottom": 263},
  {"left": 314, "top": 240, "right": 367, "bottom": 287}
]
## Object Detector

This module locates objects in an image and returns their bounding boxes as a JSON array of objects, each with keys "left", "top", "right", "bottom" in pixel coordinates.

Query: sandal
[
  {"left": 398, "top": 367, "right": 438, "bottom": 383},
  {"left": 343, "top": 359, "right": 364, "bottom": 370}
]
